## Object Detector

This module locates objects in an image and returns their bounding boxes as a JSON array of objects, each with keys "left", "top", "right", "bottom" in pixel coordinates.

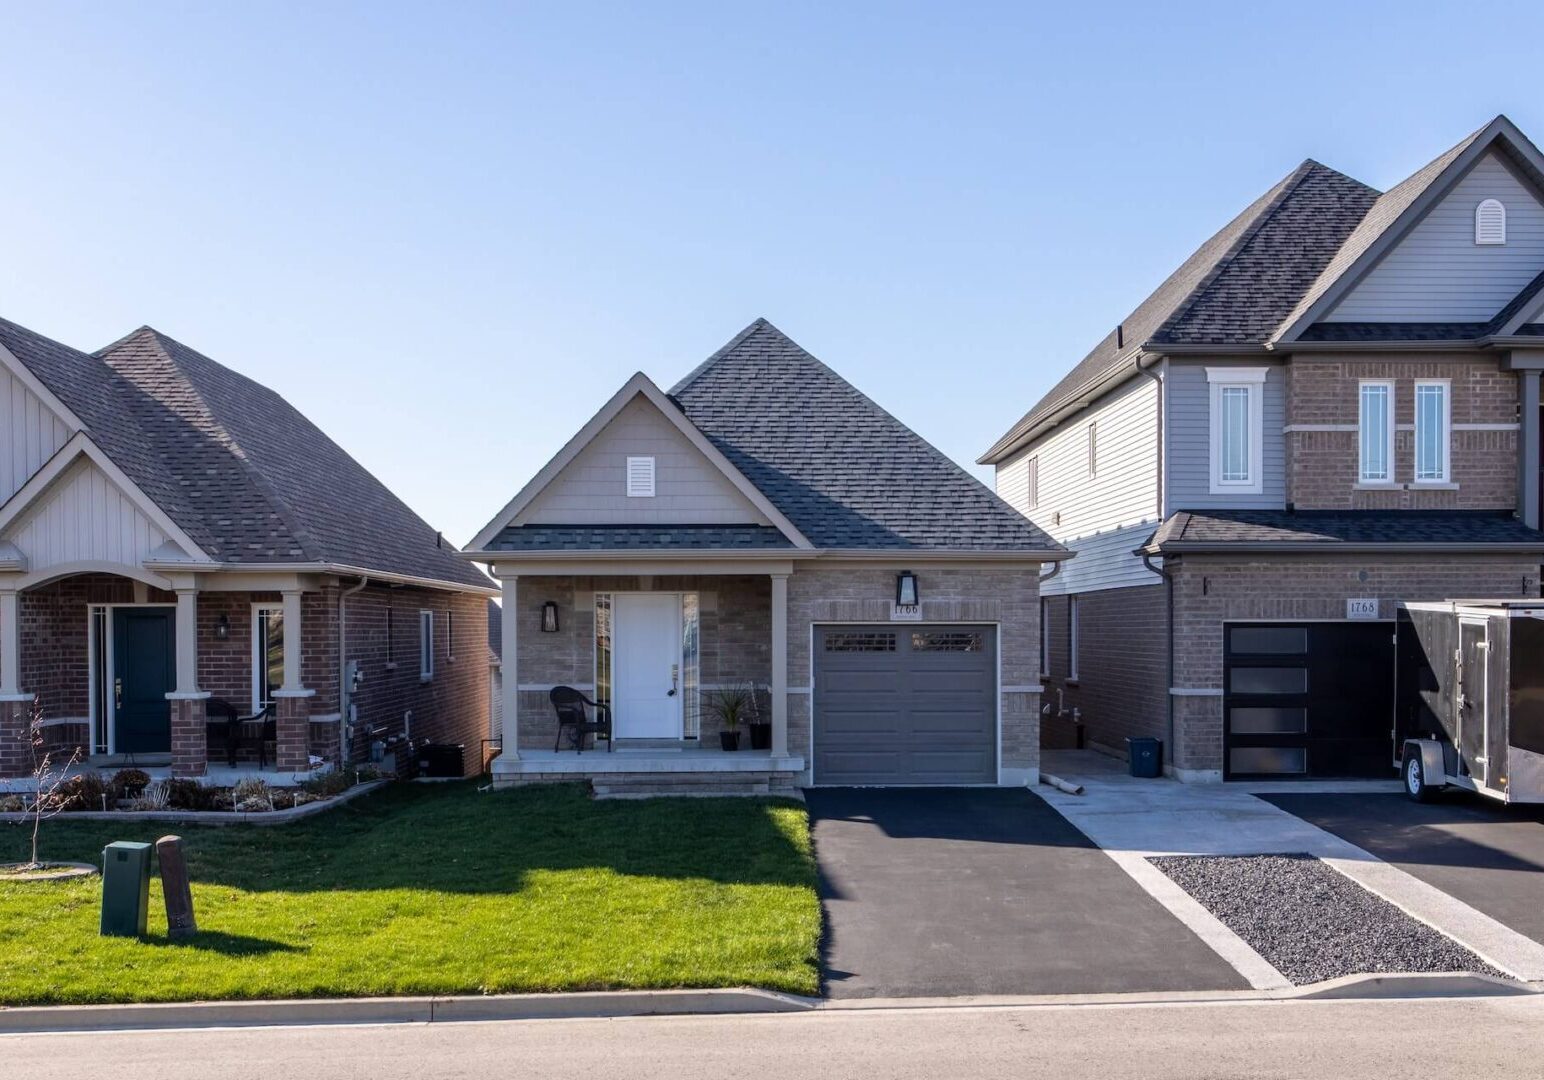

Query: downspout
[
  {"left": 339, "top": 575, "right": 369, "bottom": 766},
  {"left": 1137, "top": 352, "right": 1174, "bottom": 767}
]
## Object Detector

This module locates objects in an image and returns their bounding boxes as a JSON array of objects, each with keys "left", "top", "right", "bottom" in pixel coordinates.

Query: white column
[
  {"left": 173, "top": 588, "right": 200, "bottom": 695},
  {"left": 281, "top": 589, "right": 306, "bottom": 691},
  {"left": 500, "top": 574, "right": 520, "bottom": 759},
  {"left": 0, "top": 586, "right": 20, "bottom": 696},
  {"left": 770, "top": 572, "right": 789, "bottom": 757}
]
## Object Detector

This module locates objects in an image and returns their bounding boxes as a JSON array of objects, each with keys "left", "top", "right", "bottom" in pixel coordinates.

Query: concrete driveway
[
  {"left": 805, "top": 787, "right": 1246, "bottom": 998},
  {"left": 1264, "top": 792, "right": 1544, "bottom": 949}
]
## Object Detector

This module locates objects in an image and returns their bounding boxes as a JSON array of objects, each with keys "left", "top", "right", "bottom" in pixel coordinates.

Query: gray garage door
[{"left": 813, "top": 624, "right": 997, "bottom": 785}]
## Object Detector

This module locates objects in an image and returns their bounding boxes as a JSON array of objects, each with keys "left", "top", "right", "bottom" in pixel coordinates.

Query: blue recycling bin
[{"left": 1127, "top": 737, "right": 1163, "bottom": 779}]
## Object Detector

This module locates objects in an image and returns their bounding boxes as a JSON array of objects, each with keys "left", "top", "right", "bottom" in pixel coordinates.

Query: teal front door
[{"left": 113, "top": 608, "right": 175, "bottom": 754}]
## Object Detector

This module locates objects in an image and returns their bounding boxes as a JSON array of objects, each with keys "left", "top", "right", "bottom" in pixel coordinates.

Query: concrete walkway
[{"left": 1036, "top": 751, "right": 1544, "bottom": 987}]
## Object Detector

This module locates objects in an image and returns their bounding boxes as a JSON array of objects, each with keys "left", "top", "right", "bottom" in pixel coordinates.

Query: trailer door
[{"left": 1458, "top": 617, "right": 1490, "bottom": 787}]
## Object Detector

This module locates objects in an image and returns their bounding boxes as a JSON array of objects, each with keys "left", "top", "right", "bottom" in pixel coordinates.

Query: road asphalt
[{"left": 4, "top": 994, "right": 1543, "bottom": 1079}]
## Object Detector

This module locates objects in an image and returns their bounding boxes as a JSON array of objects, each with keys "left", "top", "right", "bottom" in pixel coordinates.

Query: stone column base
[
  {"left": 170, "top": 696, "right": 209, "bottom": 777},
  {"left": 1, "top": 696, "right": 34, "bottom": 778},
  {"left": 275, "top": 694, "right": 312, "bottom": 771}
]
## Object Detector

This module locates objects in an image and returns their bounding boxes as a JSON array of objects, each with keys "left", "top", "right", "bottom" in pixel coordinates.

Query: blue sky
[{"left": 3, "top": 1, "right": 1542, "bottom": 546}]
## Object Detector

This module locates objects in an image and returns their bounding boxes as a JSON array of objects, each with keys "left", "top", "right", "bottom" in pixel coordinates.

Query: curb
[
  {"left": 1287, "top": 971, "right": 1537, "bottom": 1000},
  {"left": 0, "top": 988, "right": 816, "bottom": 1034}
]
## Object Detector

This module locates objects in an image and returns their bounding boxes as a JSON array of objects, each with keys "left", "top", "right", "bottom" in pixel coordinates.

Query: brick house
[
  {"left": 982, "top": 115, "right": 1544, "bottom": 781},
  {"left": 464, "top": 319, "right": 1066, "bottom": 793},
  {"left": 0, "top": 316, "right": 495, "bottom": 783}
]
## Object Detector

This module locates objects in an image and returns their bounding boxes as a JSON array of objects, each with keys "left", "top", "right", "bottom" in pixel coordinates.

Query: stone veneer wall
[{"left": 1167, "top": 553, "right": 1541, "bottom": 778}]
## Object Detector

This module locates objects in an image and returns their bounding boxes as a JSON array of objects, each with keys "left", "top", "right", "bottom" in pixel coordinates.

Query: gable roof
[
  {"left": 980, "top": 160, "right": 1378, "bottom": 463},
  {"left": 670, "top": 320, "right": 1061, "bottom": 552},
  {"left": 0, "top": 316, "right": 490, "bottom": 591}
]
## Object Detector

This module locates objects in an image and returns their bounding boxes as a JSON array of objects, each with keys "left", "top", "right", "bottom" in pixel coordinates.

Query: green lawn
[{"left": 0, "top": 782, "right": 821, "bottom": 1004}]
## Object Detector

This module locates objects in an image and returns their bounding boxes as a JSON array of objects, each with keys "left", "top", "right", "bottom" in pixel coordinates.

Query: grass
[{"left": 0, "top": 782, "right": 821, "bottom": 1004}]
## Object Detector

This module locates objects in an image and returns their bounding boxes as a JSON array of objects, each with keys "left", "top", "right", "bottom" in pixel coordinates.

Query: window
[
  {"left": 386, "top": 605, "right": 395, "bottom": 667},
  {"left": 419, "top": 610, "right": 434, "bottom": 680},
  {"left": 1026, "top": 455, "right": 1039, "bottom": 511},
  {"left": 824, "top": 632, "right": 897, "bottom": 652},
  {"left": 1039, "top": 597, "right": 1050, "bottom": 678},
  {"left": 1476, "top": 199, "right": 1507, "bottom": 245},
  {"left": 253, "top": 605, "right": 284, "bottom": 711},
  {"left": 1207, "top": 368, "right": 1267, "bottom": 494},
  {"left": 1414, "top": 380, "right": 1451, "bottom": 483},
  {"left": 594, "top": 593, "right": 612, "bottom": 711},
  {"left": 626, "top": 456, "right": 656, "bottom": 497},
  {"left": 1229, "top": 626, "right": 1308, "bottom": 655},
  {"left": 1358, "top": 380, "right": 1394, "bottom": 483},
  {"left": 912, "top": 631, "right": 984, "bottom": 652},
  {"left": 1068, "top": 596, "right": 1080, "bottom": 681},
  {"left": 1087, "top": 423, "right": 1098, "bottom": 479},
  {"left": 445, "top": 610, "right": 455, "bottom": 662},
  {"left": 1228, "top": 667, "right": 1307, "bottom": 694}
]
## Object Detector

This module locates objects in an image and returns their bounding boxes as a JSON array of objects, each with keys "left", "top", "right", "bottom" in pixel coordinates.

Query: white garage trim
[{"left": 807, "top": 620, "right": 1002, "bottom": 786}]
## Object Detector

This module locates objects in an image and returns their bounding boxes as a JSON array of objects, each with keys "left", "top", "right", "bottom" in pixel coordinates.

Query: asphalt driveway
[
  {"left": 806, "top": 787, "right": 1246, "bottom": 998},
  {"left": 1264, "top": 792, "right": 1544, "bottom": 948}
]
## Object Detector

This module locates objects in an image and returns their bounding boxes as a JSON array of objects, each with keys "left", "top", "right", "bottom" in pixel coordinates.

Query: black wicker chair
[
  {"left": 550, "top": 686, "right": 612, "bottom": 753},
  {"left": 204, "top": 699, "right": 277, "bottom": 768}
]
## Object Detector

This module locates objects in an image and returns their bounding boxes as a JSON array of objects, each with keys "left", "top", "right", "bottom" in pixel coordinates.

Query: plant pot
[
  {"left": 719, "top": 730, "right": 742, "bottom": 752},
  {"left": 748, "top": 722, "right": 772, "bottom": 751}
]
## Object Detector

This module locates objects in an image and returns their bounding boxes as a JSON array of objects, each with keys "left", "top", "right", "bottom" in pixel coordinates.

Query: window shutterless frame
[
  {"left": 252, "top": 603, "right": 285, "bottom": 713},
  {"left": 1413, "top": 379, "right": 1451, "bottom": 484},
  {"left": 1068, "top": 596, "right": 1080, "bottom": 682},
  {"left": 1358, "top": 379, "right": 1395, "bottom": 483},
  {"left": 419, "top": 610, "right": 434, "bottom": 681},
  {"left": 1206, "top": 367, "right": 1267, "bottom": 494}
]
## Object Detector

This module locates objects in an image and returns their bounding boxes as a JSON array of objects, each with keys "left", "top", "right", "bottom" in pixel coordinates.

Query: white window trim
[
  {"left": 1413, "top": 379, "right": 1452, "bottom": 484},
  {"left": 1039, "top": 597, "right": 1050, "bottom": 679},
  {"left": 1068, "top": 596, "right": 1080, "bottom": 683},
  {"left": 252, "top": 603, "right": 284, "bottom": 714},
  {"left": 626, "top": 455, "right": 656, "bottom": 498},
  {"left": 1026, "top": 455, "right": 1039, "bottom": 511},
  {"left": 1357, "top": 379, "right": 1396, "bottom": 485},
  {"left": 1087, "top": 422, "right": 1098, "bottom": 479},
  {"left": 446, "top": 610, "right": 456, "bottom": 663},
  {"left": 419, "top": 609, "right": 435, "bottom": 682},
  {"left": 1207, "top": 367, "right": 1267, "bottom": 495}
]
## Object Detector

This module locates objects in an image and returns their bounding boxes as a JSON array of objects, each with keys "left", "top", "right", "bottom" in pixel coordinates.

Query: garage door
[
  {"left": 813, "top": 624, "right": 996, "bottom": 785},
  {"left": 1223, "top": 622, "right": 1395, "bottom": 779}
]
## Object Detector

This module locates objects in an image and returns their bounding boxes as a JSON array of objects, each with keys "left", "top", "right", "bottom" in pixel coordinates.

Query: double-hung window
[
  {"left": 419, "top": 610, "right": 435, "bottom": 681},
  {"left": 1358, "top": 380, "right": 1394, "bottom": 484},
  {"left": 253, "top": 605, "right": 284, "bottom": 712},
  {"left": 1207, "top": 368, "right": 1267, "bottom": 494},
  {"left": 1413, "top": 380, "right": 1451, "bottom": 484}
]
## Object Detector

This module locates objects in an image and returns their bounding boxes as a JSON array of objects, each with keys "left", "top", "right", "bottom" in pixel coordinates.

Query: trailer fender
[{"left": 1404, "top": 739, "right": 1447, "bottom": 789}]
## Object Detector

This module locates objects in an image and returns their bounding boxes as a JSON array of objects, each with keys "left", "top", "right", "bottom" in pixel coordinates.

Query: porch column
[
  {"left": 770, "top": 572, "right": 788, "bottom": 757},
  {"left": 272, "top": 588, "right": 315, "bottom": 772},
  {"left": 168, "top": 586, "right": 211, "bottom": 778},
  {"left": 0, "top": 581, "right": 30, "bottom": 778},
  {"left": 500, "top": 574, "right": 519, "bottom": 759}
]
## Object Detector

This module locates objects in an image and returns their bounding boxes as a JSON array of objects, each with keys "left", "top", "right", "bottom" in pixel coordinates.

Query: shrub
[
  {"left": 132, "top": 781, "right": 171, "bottom": 811},
  {"left": 299, "top": 770, "right": 354, "bottom": 798},
  {"left": 56, "top": 772, "right": 110, "bottom": 812},
  {"left": 110, "top": 769, "right": 152, "bottom": 800},
  {"left": 164, "top": 778, "right": 221, "bottom": 811},
  {"left": 231, "top": 776, "right": 273, "bottom": 812}
]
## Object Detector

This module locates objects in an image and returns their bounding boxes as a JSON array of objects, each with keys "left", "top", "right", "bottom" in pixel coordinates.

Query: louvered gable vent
[
  {"left": 626, "top": 455, "right": 656, "bottom": 497},
  {"left": 1475, "top": 198, "right": 1507, "bottom": 245}
]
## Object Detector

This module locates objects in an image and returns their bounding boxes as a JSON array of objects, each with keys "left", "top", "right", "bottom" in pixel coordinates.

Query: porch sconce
[
  {"left": 895, "top": 571, "right": 919, "bottom": 607},
  {"left": 540, "top": 601, "right": 560, "bottom": 633},
  {"left": 215, "top": 613, "right": 230, "bottom": 641}
]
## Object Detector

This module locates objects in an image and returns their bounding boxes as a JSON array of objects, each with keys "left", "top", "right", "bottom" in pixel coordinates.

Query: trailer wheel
[{"left": 1403, "top": 749, "right": 1438, "bottom": 803}]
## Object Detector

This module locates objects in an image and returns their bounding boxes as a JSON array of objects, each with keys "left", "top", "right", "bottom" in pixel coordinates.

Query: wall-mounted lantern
[
  {"left": 215, "top": 613, "right": 230, "bottom": 641},
  {"left": 895, "top": 571, "right": 919, "bottom": 607},
  {"left": 540, "top": 600, "right": 560, "bottom": 633}
]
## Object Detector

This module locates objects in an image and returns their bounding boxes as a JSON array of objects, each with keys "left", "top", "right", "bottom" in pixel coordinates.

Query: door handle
[
  {"left": 114, "top": 678, "right": 123, "bottom": 711},
  {"left": 667, "top": 664, "right": 679, "bottom": 697}
]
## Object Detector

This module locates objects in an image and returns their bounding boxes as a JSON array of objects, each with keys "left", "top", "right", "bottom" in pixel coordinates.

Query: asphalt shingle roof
[
  {"left": 1143, "top": 509, "right": 1544, "bottom": 551},
  {"left": 487, "top": 525, "right": 793, "bottom": 550},
  {"left": 0, "top": 316, "right": 489, "bottom": 590},
  {"left": 669, "top": 320, "right": 1061, "bottom": 552}
]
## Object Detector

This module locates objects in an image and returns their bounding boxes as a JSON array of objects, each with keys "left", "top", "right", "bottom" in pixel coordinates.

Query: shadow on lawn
[
  {"left": 8, "top": 781, "right": 815, "bottom": 896},
  {"left": 142, "top": 930, "right": 302, "bottom": 956}
]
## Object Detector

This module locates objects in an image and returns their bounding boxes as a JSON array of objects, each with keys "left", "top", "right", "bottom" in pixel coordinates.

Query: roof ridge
[
  {"left": 99, "top": 327, "right": 325, "bottom": 563},
  {"left": 667, "top": 317, "right": 774, "bottom": 396}
]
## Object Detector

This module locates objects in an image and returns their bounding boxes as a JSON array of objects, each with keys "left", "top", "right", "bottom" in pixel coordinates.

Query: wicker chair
[{"left": 549, "top": 686, "right": 612, "bottom": 753}]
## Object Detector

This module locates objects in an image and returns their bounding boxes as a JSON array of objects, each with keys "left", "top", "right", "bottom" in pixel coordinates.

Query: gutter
[
  {"left": 1143, "top": 541, "right": 1544, "bottom": 555},
  {"left": 462, "top": 547, "right": 1076, "bottom": 564},
  {"left": 142, "top": 560, "right": 498, "bottom": 597},
  {"left": 978, "top": 348, "right": 1156, "bottom": 466},
  {"left": 338, "top": 575, "right": 369, "bottom": 765}
]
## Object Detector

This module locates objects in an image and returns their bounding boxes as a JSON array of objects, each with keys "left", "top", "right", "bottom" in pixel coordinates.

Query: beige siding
[
  {"left": 1327, "top": 152, "right": 1544, "bottom": 322},
  {"left": 4, "top": 459, "right": 170, "bottom": 574},
  {"left": 516, "top": 395, "right": 771, "bottom": 526},
  {"left": 1, "top": 366, "right": 71, "bottom": 505}
]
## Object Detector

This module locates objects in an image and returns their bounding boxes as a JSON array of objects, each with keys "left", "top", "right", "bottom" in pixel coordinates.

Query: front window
[
  {"left": 254, "top": 605, "right": 284, "bottom": 711},
  {"left": 594, "top": 593, "right": 613, "bottom": 711},
  {"left": 419, "top": 610, "right": 434, "bottom": 681},
  {"left": 1414, "top": 380, "right": 1450, "bottom": 483},
  {"left": 1358, "top": 380, "right": 1393, "bottom": 483},
  {"left": 1208, "top": 368, "right": 1267, "bottom": 493}
]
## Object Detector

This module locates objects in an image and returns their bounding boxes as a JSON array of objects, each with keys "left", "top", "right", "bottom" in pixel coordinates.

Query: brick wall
[
  {"left": 1040, "top": 585, "right": 1167, "bottom": 756},
  {"left": 1167, "top": 553, "right": 1541, "bottom": 776},
  {"left": 1286, "top": 356, "right": 1518, "bottom": 510}
]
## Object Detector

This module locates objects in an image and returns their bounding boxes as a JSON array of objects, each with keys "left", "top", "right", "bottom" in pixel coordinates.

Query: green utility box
[{"left": 101, "top": 841, "right": 152, "bottom": 937}]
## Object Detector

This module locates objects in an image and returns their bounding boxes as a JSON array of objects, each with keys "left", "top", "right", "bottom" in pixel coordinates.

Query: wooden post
[{"left": 156, "top": 834, "right": 197, "bottom": 939}]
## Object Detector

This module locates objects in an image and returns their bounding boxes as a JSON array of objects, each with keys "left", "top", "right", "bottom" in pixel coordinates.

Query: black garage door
[
  {"left": 1223, "top": 622, "right": 1395, "bottom": 779},
  {"left": 813, "top": 624, "right": 996, "bottom": 785}
]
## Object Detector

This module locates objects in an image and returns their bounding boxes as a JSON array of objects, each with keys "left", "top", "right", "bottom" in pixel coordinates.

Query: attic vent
[
  {"left": 626, "top": 456, "right": 656, "bottom": 497},
  {"left": 1476, "top": 199, "right": 1507, "bottom": 245}
]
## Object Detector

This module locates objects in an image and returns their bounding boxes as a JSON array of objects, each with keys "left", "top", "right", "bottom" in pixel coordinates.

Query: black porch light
[
  {"left": 215, "top": 613, "right": 230, "bottom": 641},
  {"left": 895, "top": 571, "right": 919, "bottom": 607},
  {"left": 540, "top": 600, "right": 560, "bottom": 633}
]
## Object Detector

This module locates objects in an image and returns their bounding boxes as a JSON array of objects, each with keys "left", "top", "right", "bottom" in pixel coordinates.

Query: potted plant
[
  {"left": 747, "top": 682, "right": 772, "bottom": 751},
  {"left": 704, "top": 684, "right": 750, "bottom": 751}
]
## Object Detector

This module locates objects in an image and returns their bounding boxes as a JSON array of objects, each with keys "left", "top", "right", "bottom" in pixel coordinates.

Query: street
[{"left": 5, "top": 994, "right": 1543, "bottom": 1080}]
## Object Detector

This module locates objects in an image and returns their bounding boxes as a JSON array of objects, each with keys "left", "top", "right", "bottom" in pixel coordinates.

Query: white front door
[{"left": 613, "top": 593, "right": 683, "bottom": 739}]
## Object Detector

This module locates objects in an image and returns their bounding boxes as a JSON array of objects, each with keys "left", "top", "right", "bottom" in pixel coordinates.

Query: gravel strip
[{"left": 1151, "top": 853, "right": 1504, "bottom": 985}]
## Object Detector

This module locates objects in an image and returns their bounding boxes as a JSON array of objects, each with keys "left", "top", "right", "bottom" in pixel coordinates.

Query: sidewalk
[{"left": 1035, "top": 750, "right": 1544, "bottom": 986}]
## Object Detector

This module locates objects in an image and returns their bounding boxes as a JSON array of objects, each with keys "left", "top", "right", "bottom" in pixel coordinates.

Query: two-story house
[{"left": 983, "top": 115, "right": 1544, "bottom": 782}]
